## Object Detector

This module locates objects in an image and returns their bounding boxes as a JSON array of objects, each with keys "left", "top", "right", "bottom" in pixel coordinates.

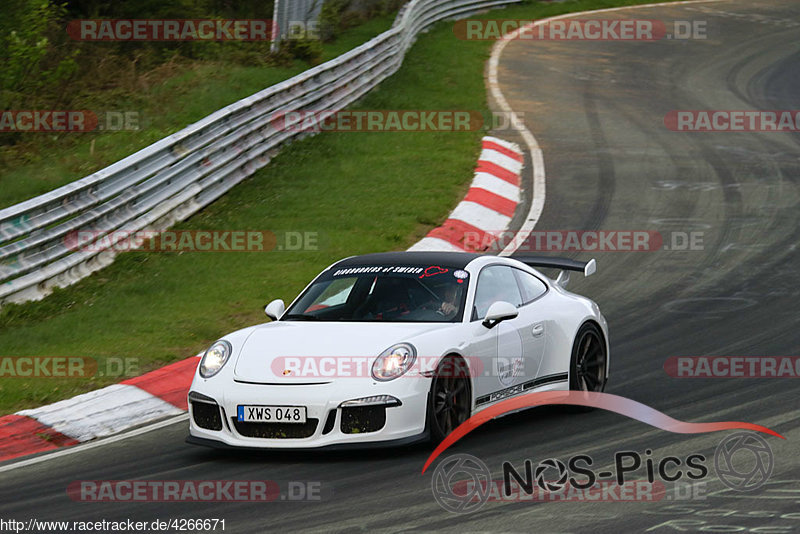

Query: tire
[
  {"left": 569, "top": 322, "right": 608, "bottom": 393},
  {"left": 427, "top": 355, "right": 472, "bottom": 443}
]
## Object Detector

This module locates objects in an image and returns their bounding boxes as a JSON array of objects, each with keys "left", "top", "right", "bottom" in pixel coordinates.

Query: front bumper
[
  {"left": 186, "top": 431, "right": 429, "bottom": 451},
  {"left": 187, "top": 378, "right": 430, "bottom": 449}
]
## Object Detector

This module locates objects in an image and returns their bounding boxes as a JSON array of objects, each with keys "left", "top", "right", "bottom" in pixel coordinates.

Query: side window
[
  {"left": 514, "top": 269, "right": 548, "bottom": 305},
  {"left": 473, "top": 265, "right": 523, "bottom": 320}
]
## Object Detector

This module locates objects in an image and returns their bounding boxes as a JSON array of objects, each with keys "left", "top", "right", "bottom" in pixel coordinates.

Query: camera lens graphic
[
  {"left": 714, "top": 431, "right": 774, "bottom": 492},
  {"left": 534, "top": 458, "right": 569, "bottom": 492},
  {"left": 431, "top": 454, "right": 492, "bottom": 513}
]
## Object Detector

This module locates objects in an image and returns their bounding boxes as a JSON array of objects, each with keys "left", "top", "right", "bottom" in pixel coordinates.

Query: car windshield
[{"left": 283, "top": 264, "right": 470, "bottom": 322}]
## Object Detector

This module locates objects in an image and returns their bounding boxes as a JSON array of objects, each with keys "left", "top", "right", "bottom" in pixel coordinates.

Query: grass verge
[{"left": 0, "top": 0, "right": 680, "bottom": 414}]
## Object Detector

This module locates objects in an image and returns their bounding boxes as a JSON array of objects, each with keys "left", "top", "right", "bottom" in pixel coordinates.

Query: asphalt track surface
[{"left": 2, "top": 1, "right": 800, "bottom": 532}]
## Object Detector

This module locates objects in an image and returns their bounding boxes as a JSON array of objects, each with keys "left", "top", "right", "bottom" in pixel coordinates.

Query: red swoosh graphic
[{"left": 421, "top": 391, "right": 784, "bottom": 473}]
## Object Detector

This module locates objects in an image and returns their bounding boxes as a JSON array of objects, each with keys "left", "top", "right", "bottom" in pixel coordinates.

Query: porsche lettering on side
[{"left": 186, "top": 251, "right": 609, "bottom": 449}]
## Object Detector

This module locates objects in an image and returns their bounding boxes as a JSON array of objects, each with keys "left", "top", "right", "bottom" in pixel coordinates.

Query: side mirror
[
  {"left": 265, "top": 299, "right": 285, "bottom": 320},
  {"left": 482, "top": 301, "right": 519, "bottom": 328}
]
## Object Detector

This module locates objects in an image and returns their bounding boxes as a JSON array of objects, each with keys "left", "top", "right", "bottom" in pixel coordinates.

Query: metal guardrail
[{"left": 0, "top": 0, "right": 521, "bottom": 307}]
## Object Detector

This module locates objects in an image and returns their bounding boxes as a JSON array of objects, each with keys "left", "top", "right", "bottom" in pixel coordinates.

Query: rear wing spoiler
[{"left": 511, "top": 255, "right": 596, "bottom": 288}]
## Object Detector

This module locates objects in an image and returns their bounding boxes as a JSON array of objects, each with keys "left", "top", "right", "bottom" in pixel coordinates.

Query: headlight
[
  {"left": 199, "top": 340, "right": 232, "bottom": 378},
  {"left": 372, "top": 343, "right": 416, "bottom": 381}
]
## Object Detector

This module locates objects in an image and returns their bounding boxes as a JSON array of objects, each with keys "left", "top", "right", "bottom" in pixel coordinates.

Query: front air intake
[
  {"left": 340, "top": 406, "right": 386, "bottom": 434},
  {"left": 191, "top": 401, "right": 223, "bottom": 431}
]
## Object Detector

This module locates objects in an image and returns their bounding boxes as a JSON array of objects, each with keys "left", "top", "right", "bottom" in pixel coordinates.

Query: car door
[
  {"left": 468, "top": 265, "right": 525, "bottom": 404},
  {"left": 511, "top": 268, "right": 549, "bottom": 385}
]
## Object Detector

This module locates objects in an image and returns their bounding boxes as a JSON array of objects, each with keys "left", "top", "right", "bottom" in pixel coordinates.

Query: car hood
[{"left": 232, "top": 321, "right": 445, "bottom": 383}]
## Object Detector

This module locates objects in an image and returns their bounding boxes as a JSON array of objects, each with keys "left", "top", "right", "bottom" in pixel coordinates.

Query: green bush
[
  {"left": 283, "top": 37, "right": 324, "bottom": 64},
  {"left": 0, "top": 0, "right": 79, "bottom": 111},
  {"left": 0, "top": 0, "right": 280, "bottom": 148},
  {"left": 319, "top": 0, "right": 349, "bottom": 42},
  {"left": 318, "top": 0, "right": 404, "bottom": 43}
]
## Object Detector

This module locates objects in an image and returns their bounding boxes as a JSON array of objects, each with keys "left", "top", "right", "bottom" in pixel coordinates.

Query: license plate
[{"left": 237, "top": 405, "right": 307, "bottom": 423}]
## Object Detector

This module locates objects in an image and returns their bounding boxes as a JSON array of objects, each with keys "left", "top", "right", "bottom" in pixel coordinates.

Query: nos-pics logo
[{"left": 431, "top": 431, "right": 774, "bottom": 513}]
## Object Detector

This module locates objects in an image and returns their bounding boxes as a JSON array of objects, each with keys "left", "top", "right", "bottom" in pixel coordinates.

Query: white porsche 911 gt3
[{"left": 186, "top": 251, "right": 608, "bottom": 449}]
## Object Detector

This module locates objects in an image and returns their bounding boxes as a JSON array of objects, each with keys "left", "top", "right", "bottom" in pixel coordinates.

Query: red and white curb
[
  {"left": 409, "top": 136, "right": 523, "bottom": 253},
  {"left": 0, "top": 135, "right": 524, "bottom": 465},
  {"left": 0, "top": 357, "right": 198, "bottom": 463}
]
